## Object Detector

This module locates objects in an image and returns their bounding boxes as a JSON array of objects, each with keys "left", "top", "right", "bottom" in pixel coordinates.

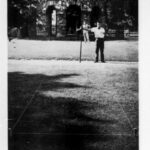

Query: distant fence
[
  {"left": 129, "top": 32, "right": 138, "bottom": 37},
  {"left": 8, "top": 27, "right": 138, "bottom": 41},
  {"left": 36, "top": 30, "right": 138, "bottom": 41},
  {"left": 106, "top": 29, "right": 138, "bottom": 40}
]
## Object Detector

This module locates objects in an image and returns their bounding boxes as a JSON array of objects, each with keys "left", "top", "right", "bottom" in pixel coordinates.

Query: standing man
[{"left": 91, "top": 22, "right": 105, "bottom": 63}]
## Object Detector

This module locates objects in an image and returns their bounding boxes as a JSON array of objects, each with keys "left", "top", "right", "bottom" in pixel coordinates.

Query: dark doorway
[
  {"left": 90, "top": 6, "right": 101, "bottom": 27},
  {"left": 46, "top": 5, "right": 57, "bottom": 37},
  {"left": 66, "top": 5, "right": 81, "bottom": 34}
]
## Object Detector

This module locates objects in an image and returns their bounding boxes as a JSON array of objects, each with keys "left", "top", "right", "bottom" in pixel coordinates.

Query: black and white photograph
[{"left": 5, "top": 0, "right": 140, "bottom": 149}]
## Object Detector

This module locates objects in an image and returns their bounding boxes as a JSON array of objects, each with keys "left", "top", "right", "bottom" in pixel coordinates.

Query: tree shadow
[
  {"left": 9, "top": 96, "right": 117, "bottom": 150},
  {"left": 8, "top": 72, "right": 87, "bottom": 121},
  {"left": 8, "top": 72, "right": 138, "bottom": 150}
]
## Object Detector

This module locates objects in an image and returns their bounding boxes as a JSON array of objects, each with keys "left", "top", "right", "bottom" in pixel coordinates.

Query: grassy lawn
[
  {"left": 8, "top": 40, "right": 138, "bottom": 62},
  {"left": 8, "top": 60, "right": 138, "bottom": 150}
]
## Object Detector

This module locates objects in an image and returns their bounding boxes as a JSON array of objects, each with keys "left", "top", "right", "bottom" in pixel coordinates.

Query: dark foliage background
[{"left": 8, "top": 0, "right": 138, "bottom": 39}]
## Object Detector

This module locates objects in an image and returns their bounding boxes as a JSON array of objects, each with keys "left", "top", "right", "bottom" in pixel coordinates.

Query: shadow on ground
[
  {"left": 8, "top": 72, "right": 138, "bottom": 150},
  {"left": 8, "top": 72, "right": 84, "bottom": 121}
]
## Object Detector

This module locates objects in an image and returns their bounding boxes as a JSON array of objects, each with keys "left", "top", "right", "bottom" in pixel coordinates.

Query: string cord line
[
  {"left": 14, "top": 132, "right": 133, "bottom": 136},
  {"left": 115, "top": 97, "right": 135, "bottom": 131},
  {"left": 10, "top": 79, "right": 43, "bottom": 134}
]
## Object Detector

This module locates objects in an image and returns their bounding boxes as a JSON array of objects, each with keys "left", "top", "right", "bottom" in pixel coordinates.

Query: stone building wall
[
  {"left": 56, "top": 10, "right": 67, "bottom": 37},
  {"left": 36, "top": 0, "right": 136, "bottom": 40},
  {"left": 37, "top": 0, "right": 92, "bottom": 38}
]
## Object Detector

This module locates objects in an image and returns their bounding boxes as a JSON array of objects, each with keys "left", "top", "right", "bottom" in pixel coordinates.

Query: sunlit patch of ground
[{"left": 8, "top": 40, "right": 138, "bottom": 62}]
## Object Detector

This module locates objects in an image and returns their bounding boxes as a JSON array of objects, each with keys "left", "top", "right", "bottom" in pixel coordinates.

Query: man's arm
[
  {"left": 102, "top": 28, "right": 105, "bottom": 34},
  {"left": 82, "top": 27, "right": 95, "bottom": 32},
  {"left": 76, "top": 26, "right": 82, "bottom": 32}
]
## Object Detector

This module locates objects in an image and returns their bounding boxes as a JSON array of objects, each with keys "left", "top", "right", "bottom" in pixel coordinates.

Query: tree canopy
[{"left": 8, "top": 0, "right": 138, "bottom": 31}]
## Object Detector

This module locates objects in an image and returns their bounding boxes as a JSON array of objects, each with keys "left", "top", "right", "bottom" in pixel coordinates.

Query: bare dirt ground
[{"left": 8, "top": 40, "right": 138, "bottom": 62}]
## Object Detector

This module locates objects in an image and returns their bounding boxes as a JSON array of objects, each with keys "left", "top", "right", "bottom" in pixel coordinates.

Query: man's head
[
  {"left": 97, "top": 22, "right": 102, "bottom": 29},
  {"left": 83, "top": 20, "right": 88, "bottom": 25}
]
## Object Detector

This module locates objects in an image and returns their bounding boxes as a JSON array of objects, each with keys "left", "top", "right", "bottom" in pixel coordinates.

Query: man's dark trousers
[{"left": 95, "top": 38, "right": 105, "bottom": 62}]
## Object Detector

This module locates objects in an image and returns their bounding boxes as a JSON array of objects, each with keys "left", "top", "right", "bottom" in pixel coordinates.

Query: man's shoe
[
  {"left": 101, "top": 61, "right": 105, "bottom": 63},
  {"left": 94, "top": 60, "right": 98, "bottom": 63}
]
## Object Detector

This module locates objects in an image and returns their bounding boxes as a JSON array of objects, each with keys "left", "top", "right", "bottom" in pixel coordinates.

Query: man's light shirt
[{"left": 91, "top": 27, "right": 105, "bottom": 38}]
